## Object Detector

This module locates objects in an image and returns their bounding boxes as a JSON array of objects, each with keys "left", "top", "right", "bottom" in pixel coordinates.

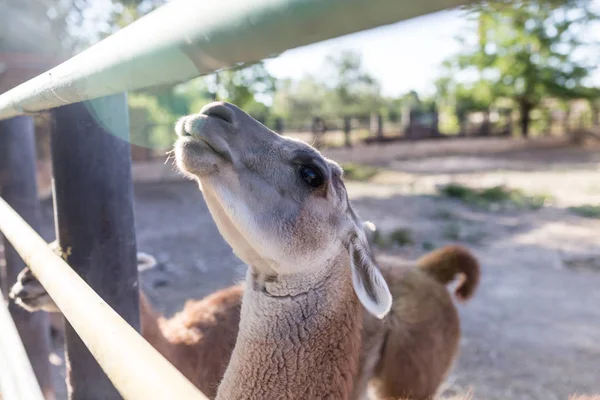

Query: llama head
[{"left": 174, "top": 102, "right": 391, "bottom": 318}]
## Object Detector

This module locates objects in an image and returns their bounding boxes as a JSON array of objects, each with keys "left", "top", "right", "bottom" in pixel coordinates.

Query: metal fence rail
[
  {"left": 0, "top": 197, "right": 208, "bottom": 400},
  {"left": 0, "top": 0, "right": 472, "bottom": 398},
  {"left": 0, "top": 288, "right": 45, "bottom": 400},
  {"left": 0, "top": 0, "right": 472, "bottom": 121}
]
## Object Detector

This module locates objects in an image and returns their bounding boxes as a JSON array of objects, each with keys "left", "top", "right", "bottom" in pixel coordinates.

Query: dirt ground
[{"left": 10, "top": 138, "right": 600, "bottom": 399}]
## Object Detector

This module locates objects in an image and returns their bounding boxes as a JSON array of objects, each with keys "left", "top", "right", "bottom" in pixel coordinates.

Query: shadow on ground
[
  {"left": 388, "top": 145, "right": 600, "bottom": 175},
  {"left": 32, "top": 179, "right": 600, "bottom": 400}
]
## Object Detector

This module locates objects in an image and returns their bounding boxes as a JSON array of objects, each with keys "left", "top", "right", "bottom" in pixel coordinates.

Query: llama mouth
[{"left": 177, "top": 135, "right": 231, "bottom": 163}]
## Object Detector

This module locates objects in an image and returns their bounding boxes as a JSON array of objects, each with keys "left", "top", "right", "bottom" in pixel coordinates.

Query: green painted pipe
[{"left": 0, "top": 0, "right": 472, "bottom": 120}]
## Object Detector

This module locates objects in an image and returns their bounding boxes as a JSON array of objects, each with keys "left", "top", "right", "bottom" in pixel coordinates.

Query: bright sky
[
  {"left": 80, "top": 3, "right": 471, "bottom": 98},
  {"left": 264, "top": 9, "right": 474, "bottom": 97},
  {"left": 82, "top": 2, "right": 600, "bottom": 98},
  {"left": 264, "top": 5, "right": 600, "bottom": 98}
]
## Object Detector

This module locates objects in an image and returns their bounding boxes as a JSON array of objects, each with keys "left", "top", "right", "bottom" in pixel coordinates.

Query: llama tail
[{"left": 416, "top": 245, "right": 480, "bottom": 301}]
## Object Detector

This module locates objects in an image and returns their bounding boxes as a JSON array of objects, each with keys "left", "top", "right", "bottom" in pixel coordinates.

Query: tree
[
  {"left": 446, "top": 0, "right": 600, "bottom": 136},
  {"left": 4, "top": 0, "right": 112, "bottom": 55},
  {"left": 401, "top": 91, "right": 422, "bottom": 110},
  {"left": 325, "top": 50, "right": 382, "bottom": 116},
  {"left": 105, "top": 1, "right": 276, "bottom": 136},
  {"left": 272, "top": 76, "right": 328, "bottom": 126},
  {"left": 212, "top": 63, "right": 276, "bottom": 109}
]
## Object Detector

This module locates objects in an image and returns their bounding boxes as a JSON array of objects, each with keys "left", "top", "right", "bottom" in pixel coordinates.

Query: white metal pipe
[
  {"left": 0, "top": 288, "right": 46, "bottom": 400},
  {"left": 0, "top": 197, "right": 208, "bottom": 400},
  {"left": 0, "top": 0, "right": 472, "bottom": 120}
]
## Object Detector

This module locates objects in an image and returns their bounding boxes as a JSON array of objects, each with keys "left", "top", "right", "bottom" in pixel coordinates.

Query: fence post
[
  {"left": 275, "top": 118, "right": 284, "bottom": 134},
  {"left": 50, "top": 93, "right": 139, "bottom": 400},
  {"left": 343, "top": 116, "right": 352, "bottom": 148},
  {"left": 312, "top": 116, "right": 326, "bottom": 149},
  {"left": 431, "top": 107, "right": 440, "bottom": 137},
  {"left": 0, "top": 116, "right": 54, "bottom": 399}
]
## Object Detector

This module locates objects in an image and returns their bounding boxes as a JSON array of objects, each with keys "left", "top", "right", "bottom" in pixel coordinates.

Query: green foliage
[
  {"left": 88, "top": 0, "right": 276, "bottom": 137},
  {"left": 371, "top": 228, "right": 414, "bottom": 248},
  {"left": 371, "top": 230, "right": 387, "bottom": 248},
  {"left": 30, "top": 0, "right": 600, "bottom": 142},
  {"left": 442, "top": 222, "right": 462, "bottom": 241},
  {"left": 214, "top": 63, "right": 277, "bottom": 109},
  {"left": 108, "top": 0, "right": 165, "bottom": 32},
  {"left": 10, "top": 0, "right": 111, "bottom": 54},
  {"left": 422, "top": 241, "right": 436, "bottom": 251},
  {"left": 272, "top": 77, "right": 328, "bottom": 124},
  {"left": 389, "top": 228, "right": 414, "bottom": 246},
  {"left": 455, "top": 81, "right": 494, "bottom": 115},
  {"left": 272, "top": 51, "right": 385, "bottom": 124},
  {"left": 569, "top": 204, "right": 600, "bottom": 218},
  {"left": 341, "top": 163, "right": 380, "bottom": 181},
  {"left": 128, "top": 92, "right": 176, "bottom": 149},
  {"left": 401, "top": 91, "right": 421, "bottom": 109},
  {"left": 243, "top": 99, "right": 271, "bottom": 123},
  {"left": 441, "top": 0, "right": 600, "bottom": 136},
  {"left": 438, "top": 183, "right": 552, "bottom": 210},
  {"left": 326, "top": 50, "right": 382, "bottom": 115},
  {"left": 431, "top": 209, "right": 459, "bottom": 220},
  {"left": 126, "top": 62, "right": 275, "bottom": 149}
]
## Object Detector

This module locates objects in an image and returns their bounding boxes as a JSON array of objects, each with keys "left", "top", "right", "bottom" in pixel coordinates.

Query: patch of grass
[
  {"left": 431, "top": 209, "right": 458, "bottom": 220},
  {"left": 438, "top": 183, "right": 551, "bottom": 211},
  {"left": 342, "top": 163, "right": 380, "bottom": 181},
  {"left": 371, "top": 230, "right": 388, "bottom": 248},
  {"left": 389, "top": 228, "right": 414, "bottom": 246},
  {"left": 371, "top": 227, "right": 414, "bottom": 248},
  {"left": 439, "top": 183, "right": 474, "bottom": 200},
  {"left": 421, "top": 241, "right": 436, "bottom": 251},
  {"left": 463, "top": 231, "right": 486, "bottom": 245},
  {"left": 442, "top": 222, "right": 462, "bottom": 241},
  {"left": 440, "top": 221, "right": 485, "bottom": 245},
  {"left": 563, "top": 255, "right": 600, "bottom": 273},
  {"left": 569, "top": 204, "right": 600, "bottom": 219}
]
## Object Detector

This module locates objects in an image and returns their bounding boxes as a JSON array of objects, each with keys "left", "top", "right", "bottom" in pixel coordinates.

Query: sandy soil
[{"left": 7, "top": 139, "right": 600, "bottom": 399}]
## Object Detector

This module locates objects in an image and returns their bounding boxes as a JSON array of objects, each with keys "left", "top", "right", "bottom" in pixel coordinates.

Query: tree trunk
[
  {"left": 458, "top": 118, "right": 466, "bottom": 137},
  {"left": 480, "top": 110, "right": 491, "bottom": 136},
  {"left": 431, "top": 108, "right": 439, "bottom": 136},
  {"left": 505, "top": 110, "right": 513, "bottom": 136},
  {"left": 520, "top": 102, "right": 532, "bottom": 138},
  {"left": 545, "top": 109, "right": 552, "bottom": 136},
  {"left": 564, "top": 107, "right": 571, "bottom": 135},
  {"left": 213, "top": 73, "right": 220, "bottom": 101},
  {"left": 343, "top": 116, "right": 352, "bottom": 148},
  {"left": 370, "top": 113, "right": 383, "bottom": 140},
  {"left": 312, "top": 116, "right": 326, "bottom": 149}
]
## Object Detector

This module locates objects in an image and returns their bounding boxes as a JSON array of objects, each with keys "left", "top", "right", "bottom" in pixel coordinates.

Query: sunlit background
[{"left": 2, "top": 1, "right": 600, "bottom": 399}]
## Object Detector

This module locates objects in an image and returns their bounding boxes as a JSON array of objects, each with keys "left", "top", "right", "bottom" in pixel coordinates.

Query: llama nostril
[
  {"left": 202, "top": 104, "right": 235, "bottom": 125},
  {"left": 175, "top": 117, "right": 191, "bottom": 137}
]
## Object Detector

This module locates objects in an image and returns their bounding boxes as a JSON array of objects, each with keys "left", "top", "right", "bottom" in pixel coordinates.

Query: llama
[
  {"left": 175, "top": 101, "right": 389, "bottom": 399},
  {"left": 12, "top": 102, "right": 481, "bottom": 399},
  {"left": 178, "top": 101, "right": 470, "bottom": 399},
  {"left": 12, "top": 244, "right": 478, "bottom": 399}
]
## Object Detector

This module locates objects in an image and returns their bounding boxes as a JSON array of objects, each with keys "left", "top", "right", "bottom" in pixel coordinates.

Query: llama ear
[
  {"left": 346, "top": 232, "right": 392, "bottom": 319},
  {"left": 362, "top": 221, "right": 377, "bottom": 244},
  {"left": 363, "top": 220, "right": 377, "bottom": 232}
]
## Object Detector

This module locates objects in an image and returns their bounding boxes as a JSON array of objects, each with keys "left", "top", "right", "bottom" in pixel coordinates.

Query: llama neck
[{"left": 216, "top": 254, "right": 361, "bottom": 400}]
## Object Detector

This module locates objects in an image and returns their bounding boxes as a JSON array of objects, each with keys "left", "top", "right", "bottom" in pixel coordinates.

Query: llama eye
[{"left": 299, "top": 165, "right": 324, "bottom": 188}]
